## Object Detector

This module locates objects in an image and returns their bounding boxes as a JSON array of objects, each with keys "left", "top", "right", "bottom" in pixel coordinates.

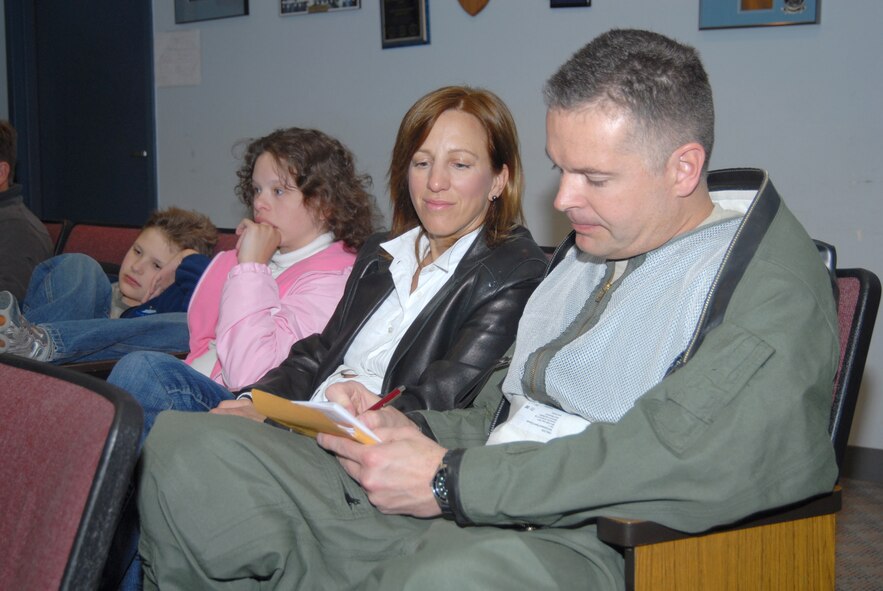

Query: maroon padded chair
[
  {"left": 829, "top": 267, "right": 880, "bottom": 468},
  {"left": 41, "top": 218, "right": 72, "bottom": 255},
  {"left": 61, "top": 222, "right": 143, "bottom": 275},
  {"left": 0, "top": 354, "right": 142, "bottom": 590},
  {"left": 214, "top": 227, "right": 238, "bottom": 254}
]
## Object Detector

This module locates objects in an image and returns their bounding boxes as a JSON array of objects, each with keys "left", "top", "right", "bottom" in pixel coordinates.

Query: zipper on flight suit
[{"left": 524, "top": 263, "right": 618, "bottom": 394}]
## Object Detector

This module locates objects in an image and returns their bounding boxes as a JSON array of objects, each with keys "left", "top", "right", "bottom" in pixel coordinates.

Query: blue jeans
[
  {"left": 108, "top": 350, "right": 235, "bottom": 441},
  {"left": 22, "top": 253, "right": 189, "bottom": 363},
  {"left": 24, "top": 252, "right": 113, "bottom": 323},
  {"left": 107, "top": 351, "right": 236, "bottom": 591}
]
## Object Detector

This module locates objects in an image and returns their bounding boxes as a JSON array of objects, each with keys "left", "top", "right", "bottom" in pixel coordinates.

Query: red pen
[{"left": 367, "top": 385, "right": 406, "bottom": 411}]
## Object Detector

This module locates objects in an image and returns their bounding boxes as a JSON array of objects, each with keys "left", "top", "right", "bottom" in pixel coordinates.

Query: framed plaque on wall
[
  {"left": 175, "top": 0, "right": 249, "bottom": 24},
  {"left": 699, "top": 0, "right": 820, "bottom": 29},
  {"left": 281, "top": 0, "right": 361, "bottom": 17},
  {"left": 381, "top": 0, "right": 430, "bottom": 49}
]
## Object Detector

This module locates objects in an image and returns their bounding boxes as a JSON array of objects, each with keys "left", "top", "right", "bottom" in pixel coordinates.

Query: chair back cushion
[
  {"left": 214, "top": 228, "right": 238, "bottom": 254},
  {"left": 41, "top": 219, "right": 72, "bottom": 255},
  {"left": 0, "top": 356, "right": 141, "bottom": 590},
  {"left": 829, "top": 269, "right": 881, "bottom": 468},
  {"left": 61, "top": 223, "right": 142, "bottom": 271},
  {"left": 834, "top": 275, "right": 860, "bottom": 396}
]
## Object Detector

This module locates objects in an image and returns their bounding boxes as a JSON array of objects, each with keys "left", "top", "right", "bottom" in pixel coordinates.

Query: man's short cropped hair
[
  {"left": 0, "top": 120, "right": 16, "bottom": 173},
  {"left": 143, "top": 207, "right": 218, "bottom": 257},
  {"left": 543, "top": 29, "right": 714, "bottom": 171}
]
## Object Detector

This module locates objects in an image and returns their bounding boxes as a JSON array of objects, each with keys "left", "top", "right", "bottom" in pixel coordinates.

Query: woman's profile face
[{"left": 408, "top": 109, "right": 508, "bottom": 257}]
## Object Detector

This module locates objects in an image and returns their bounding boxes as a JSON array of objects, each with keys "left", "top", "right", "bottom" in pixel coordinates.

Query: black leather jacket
[{"left": 249, "top": 226, "right": 548, "bottom": 412}]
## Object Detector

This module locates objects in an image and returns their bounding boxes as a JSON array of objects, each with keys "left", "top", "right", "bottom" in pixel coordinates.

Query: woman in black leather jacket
[{"left": 233, "top": 85, "right": 547, "bottom": 413}]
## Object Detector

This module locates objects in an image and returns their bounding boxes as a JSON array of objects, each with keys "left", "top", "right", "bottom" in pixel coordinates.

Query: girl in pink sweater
[{"left": 185, "top": 128, "right": 376, "bottom": 389}]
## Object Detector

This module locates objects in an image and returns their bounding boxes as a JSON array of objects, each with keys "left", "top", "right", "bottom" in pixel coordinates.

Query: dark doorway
[{"left": 5, "top": 1, "right": 156, "bottom": 225}]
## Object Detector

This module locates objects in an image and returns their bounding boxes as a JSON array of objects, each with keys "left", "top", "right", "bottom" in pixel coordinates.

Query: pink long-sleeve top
[{"left": 185, "top": 241, "right": 355, "bottom": 390}]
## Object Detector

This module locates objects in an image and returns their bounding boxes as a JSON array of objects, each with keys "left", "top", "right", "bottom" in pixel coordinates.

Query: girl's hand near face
[{"left": 236, "top": 218, "right": 282, "bottom": 265}]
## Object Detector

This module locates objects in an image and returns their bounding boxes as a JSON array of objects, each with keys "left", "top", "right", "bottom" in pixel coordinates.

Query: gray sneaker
[{"left": 0, "top": 291, "right": 53, "bottom": 361}]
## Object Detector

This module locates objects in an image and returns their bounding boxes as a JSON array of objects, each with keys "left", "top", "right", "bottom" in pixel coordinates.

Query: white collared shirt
[{"left": 311, "top": 226, "right": 480, "bottom": 401}]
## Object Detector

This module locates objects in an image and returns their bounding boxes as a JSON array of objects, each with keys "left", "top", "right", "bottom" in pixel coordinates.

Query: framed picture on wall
[
  {"left": 699, "top": 0, "right": 820, "bottom": 30},
  {"left": 381, "top": 0, "right": 430, "bottom": 49},
  {"left": 281, "top": 0, "right": 361, "bottom": 16},
  {"left": 175, "top": 0, "right": 249, "bottom": 24}
]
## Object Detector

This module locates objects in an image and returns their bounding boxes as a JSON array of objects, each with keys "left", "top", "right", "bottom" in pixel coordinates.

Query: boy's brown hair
[{"left": 143, "top": 207, "right": 218, "bottom": 256}]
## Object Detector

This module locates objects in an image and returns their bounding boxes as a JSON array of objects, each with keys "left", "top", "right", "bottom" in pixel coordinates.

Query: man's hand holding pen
[{"left": 325, "top": 382, "right": 406, "bottom": 420}]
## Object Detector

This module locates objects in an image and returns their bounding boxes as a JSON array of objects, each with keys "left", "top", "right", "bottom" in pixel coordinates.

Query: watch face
[{"left": 433, "top": 467, "right": 450, "bottom": 506}]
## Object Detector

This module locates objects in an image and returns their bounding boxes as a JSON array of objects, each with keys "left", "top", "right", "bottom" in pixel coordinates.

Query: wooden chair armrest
[{"left": 596, "top": 486, "right": 841, "bottom": 547}]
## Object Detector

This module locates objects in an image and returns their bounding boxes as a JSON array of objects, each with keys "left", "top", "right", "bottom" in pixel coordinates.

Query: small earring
[{"left": 491, "top": 195, "right": 499, "bottom": 201}]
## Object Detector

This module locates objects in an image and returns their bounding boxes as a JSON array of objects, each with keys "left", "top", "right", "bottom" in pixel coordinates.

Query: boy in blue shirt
[{"left": 0, "top": 206, "right": 217, "bottom": 363}]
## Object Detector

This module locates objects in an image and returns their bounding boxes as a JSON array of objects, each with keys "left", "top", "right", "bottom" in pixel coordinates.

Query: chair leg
[{"left": 98, "top": 479, "right": 140, "bottom": 590}]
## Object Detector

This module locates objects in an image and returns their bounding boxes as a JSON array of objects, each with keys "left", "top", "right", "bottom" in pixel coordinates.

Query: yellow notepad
[{"left": 251, "top": 389, "right": 381, "bottom": 445}]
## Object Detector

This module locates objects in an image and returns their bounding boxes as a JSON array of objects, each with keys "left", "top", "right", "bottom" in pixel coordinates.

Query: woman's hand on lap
[{"left": 210, "top": 398, "right": 266, "bottom": 422}]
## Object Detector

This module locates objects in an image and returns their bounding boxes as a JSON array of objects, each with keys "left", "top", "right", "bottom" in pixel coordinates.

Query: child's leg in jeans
[
  {"left": 44, "top": 313, "right": 189, "bottom": 364},
  {"left": 108, "top": 350, "right": 235, "bottom": 439},
  {"left": 23, "top": 253, "right": 112, "bottom": 323}
]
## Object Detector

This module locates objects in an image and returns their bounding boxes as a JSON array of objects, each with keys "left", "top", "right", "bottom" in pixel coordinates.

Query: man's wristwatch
[{"left": 431, "top": 455, "right": 452, "bottom": 514}]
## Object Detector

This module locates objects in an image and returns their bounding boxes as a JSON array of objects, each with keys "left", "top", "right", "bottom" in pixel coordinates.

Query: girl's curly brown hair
[{"left": 235, "top": 128, "right": 377, "bottom": 252}]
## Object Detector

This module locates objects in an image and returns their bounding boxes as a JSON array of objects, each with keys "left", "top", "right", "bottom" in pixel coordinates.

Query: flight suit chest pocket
[{"left": 645, "top": 324, "right": 775, "bottom": 455}]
